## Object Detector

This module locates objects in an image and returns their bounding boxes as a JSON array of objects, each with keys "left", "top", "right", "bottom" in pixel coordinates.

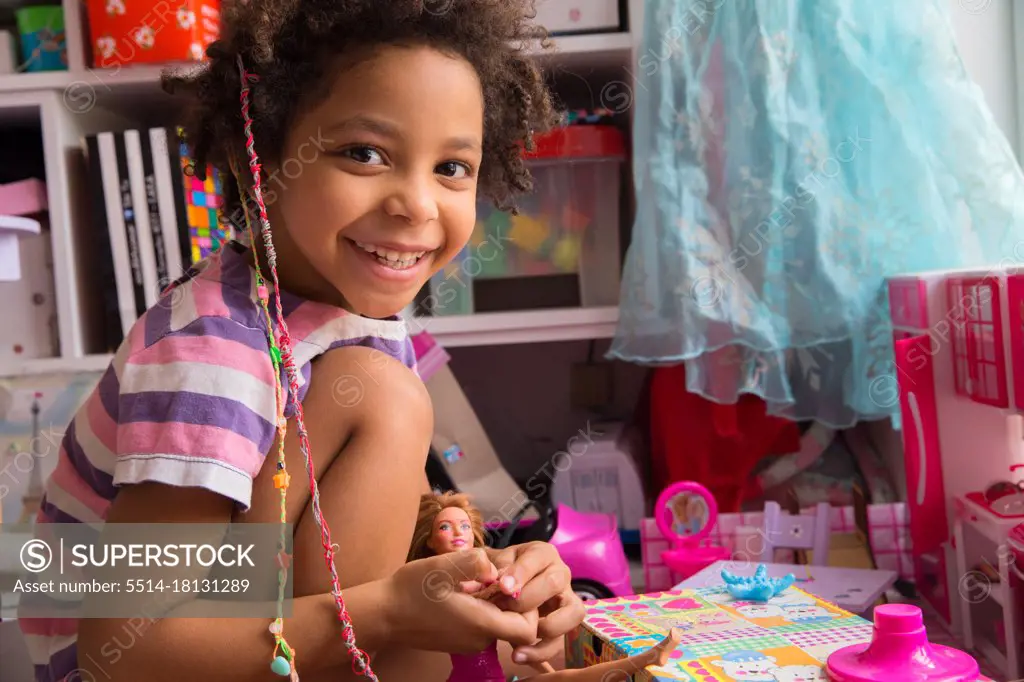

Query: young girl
[
  {"left": 410, "top": 492, "right": 684, "bottom": 681},
  {"left": 22, "top": 1, "right": 585, "bottom": 680}
]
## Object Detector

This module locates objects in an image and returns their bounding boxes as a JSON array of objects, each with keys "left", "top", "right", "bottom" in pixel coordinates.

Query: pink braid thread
[{"left": 236, "top": 55, "right": 377, "bottom": 681}]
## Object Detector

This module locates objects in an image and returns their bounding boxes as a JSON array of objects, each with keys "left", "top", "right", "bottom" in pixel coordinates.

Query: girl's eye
[
  {"left": 437, "top": 161, "right": 472, "bottom": 179},
  {"left": 343, "top": 146, "right": 385, "bottom": 165},
  {"left": 439, "top": 523, "right": 450, "bottom": 531}
]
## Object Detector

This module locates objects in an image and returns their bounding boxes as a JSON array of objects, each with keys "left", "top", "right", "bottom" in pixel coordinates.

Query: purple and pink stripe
[{"left": 19, "top": 242, "right": 416, "bottom": 682}]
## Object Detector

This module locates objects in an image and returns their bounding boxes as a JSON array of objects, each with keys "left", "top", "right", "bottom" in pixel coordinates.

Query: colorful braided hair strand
[{"left": 233, "top": 55, "right": 378, "bottom": 681}]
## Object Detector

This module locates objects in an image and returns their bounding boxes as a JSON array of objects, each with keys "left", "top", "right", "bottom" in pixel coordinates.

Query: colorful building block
[{"left": 177, "top": 133, "right": 232, "bottom": 264}]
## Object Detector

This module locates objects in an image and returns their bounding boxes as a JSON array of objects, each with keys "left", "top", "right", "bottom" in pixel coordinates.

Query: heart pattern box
[{"left": 565, "top": 586, "right": 877, "bottom": 681}]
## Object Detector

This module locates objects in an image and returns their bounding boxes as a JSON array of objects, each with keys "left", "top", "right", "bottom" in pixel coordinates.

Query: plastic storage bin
[
  {"left": 534, "top": 0, "right": 621, "bottom": 35},
  {"left": 86, "top": 0, "right": 220, "bottom": 68},
  {"left": 551, "top": 422, "right": 645, "bottom": 543},
  {"left": 427, "top": 124, "right": 626, "bottom": 316},
  {"left": 15, "top": 6, "right": 67, "bottom": 72}
]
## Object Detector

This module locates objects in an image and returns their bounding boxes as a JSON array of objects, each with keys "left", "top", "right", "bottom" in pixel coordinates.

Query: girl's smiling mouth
[
  {"left": 351, "top": 239, "right": 434, "bottom": 270},
  {"left": 345, "top": 237, "right": 438, "bottom": 284}
]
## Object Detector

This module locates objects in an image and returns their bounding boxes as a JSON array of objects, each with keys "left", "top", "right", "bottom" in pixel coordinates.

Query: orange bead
[{"left": 273, "top": 472, "right": 290, "bottom": 489}]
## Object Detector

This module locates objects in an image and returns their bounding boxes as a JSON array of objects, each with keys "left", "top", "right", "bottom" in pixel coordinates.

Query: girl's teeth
[{"left": 354, "top": 241, "right": 428, "bottom": 270}]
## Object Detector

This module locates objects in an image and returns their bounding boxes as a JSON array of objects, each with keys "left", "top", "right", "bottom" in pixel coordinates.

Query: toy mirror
[{"left": 655, "top": 481, "right": 718, "bottom": 546}]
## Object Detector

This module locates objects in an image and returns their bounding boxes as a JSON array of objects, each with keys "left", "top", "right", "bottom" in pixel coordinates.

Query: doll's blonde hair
[{"left": 408, "top": 491, "right": 487, "bottom": 561}]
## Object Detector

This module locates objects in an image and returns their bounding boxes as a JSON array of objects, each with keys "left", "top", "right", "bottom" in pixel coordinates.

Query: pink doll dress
[{"left": 448, "top": 642, "right": 504, "bottom": 682}]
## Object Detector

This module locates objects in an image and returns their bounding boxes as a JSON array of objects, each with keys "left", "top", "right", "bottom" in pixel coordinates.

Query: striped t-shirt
[{"left": 19, "top": 241, "right": 417, "bottom": 682}]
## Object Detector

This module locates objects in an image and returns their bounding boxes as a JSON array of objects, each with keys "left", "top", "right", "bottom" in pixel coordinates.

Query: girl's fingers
[
  {"left": 494, "top": 543, "right": 558, "bottom": 607},
  {"left": 459, "top": 580, "right": 486, "bottom": 593},
  {"left": 536, "top": 592, "right": 585, "bottom": 641},
  {"left": 448, "top": 547, "right": 500, "bottom": 585},
  {"left": 514, "top": 565, "right": 570, "bottom": 613},
  {"left": 465, "top": 581, "right": 504, "bottom": 601},
  {"left": 512, "top": 636, "right": 563, "bottom": 665},
  {"left": 476, "top": 606, "right": 538, "bottom": 648}
]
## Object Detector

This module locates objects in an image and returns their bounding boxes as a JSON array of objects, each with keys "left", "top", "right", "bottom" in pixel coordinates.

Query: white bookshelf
[
  {"left": 2, "top": 306, "right": 622, "bottom": 377},
  {"left": 415, "top": 306, "right": 621, "bottom": 348},
  {"left": 0, "top": 0, "right": 640, "bottom": 379},
  {"left": 0, "top": 33, "right": 633, "bottom": 96}
]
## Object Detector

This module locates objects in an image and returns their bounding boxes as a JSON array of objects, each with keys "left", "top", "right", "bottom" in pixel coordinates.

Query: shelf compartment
[
  {"left": 0, "top": 34, "right": 634, "bottom": 96},
  {"left": 0, "top": 307, "right": 623, "bottom": 377},
  {"left": 0, "top": 94, "right": 64, "bottom": 369},
  {"left": 412, "top": 306, "right": 619, "bottom": 348},
  {"left": 0, "top": 352, "right": 111, "bottom": 378}
]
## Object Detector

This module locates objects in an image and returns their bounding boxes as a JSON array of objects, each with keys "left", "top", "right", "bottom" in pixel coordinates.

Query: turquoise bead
[{"left": 270, "top": 656, "right": 291, "bottom": 676}]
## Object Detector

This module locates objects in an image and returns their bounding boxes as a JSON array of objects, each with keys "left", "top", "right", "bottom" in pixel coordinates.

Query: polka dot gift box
[
  {"left": 85, "top": 0, "right": 220, "bottom": 68},
  {"left": 565, "top": 588, "right": 993, "bottom": 681}
]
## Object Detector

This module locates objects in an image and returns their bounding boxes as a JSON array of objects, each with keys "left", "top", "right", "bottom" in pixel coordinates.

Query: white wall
[{"left": 950, "top": 0, "right": 1020, "bottom": 155}]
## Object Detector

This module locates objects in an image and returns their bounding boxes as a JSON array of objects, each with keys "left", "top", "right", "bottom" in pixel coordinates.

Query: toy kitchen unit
[{"left": 888, "top": 267, "right": 1024, "bottom": 679}]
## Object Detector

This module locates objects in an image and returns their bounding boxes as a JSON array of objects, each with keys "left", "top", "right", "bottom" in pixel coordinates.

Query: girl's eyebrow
[
  {"left": 328, "top": 114, "right": 481, "bottom": 152},
  {"left": 329, "top": 114, "right": 400, "bottom": 139},
  {"left": 444, "top": 136, "right": 481, "bottom": 153}
]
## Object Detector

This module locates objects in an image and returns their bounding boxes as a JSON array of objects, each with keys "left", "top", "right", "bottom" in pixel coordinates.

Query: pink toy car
[{"left": 483, "top": 496, "right": 634, "bottom": 601}]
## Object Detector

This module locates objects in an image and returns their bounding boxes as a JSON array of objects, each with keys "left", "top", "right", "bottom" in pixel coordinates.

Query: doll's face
[
  {"left": 672, "top": 494, "right": 691, "bottom": 521},
  {"left": 427, "top": 506, "right": 474, "bottom": 555}
]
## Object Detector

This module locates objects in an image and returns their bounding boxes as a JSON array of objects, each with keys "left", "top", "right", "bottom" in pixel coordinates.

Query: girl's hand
[
  {"left": 386, "top": 548, "right": 539, "bottom": 654},
  {"left": 479, "top": 542, "right": 586, "bottom": 665}
]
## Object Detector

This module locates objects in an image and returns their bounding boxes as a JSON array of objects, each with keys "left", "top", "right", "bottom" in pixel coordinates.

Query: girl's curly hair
[{"left": 163, "top": 0, "right": 561, "bottom": 217}]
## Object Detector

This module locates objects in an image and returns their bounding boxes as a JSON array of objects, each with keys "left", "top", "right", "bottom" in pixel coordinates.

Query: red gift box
[{"left": 86, "top": 0, "right": 220, "bottom": 68}]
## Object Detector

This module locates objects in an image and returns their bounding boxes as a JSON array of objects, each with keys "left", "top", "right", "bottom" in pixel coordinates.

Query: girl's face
[
  {"left": 428, "top": 506, "right": 474, "bottom": 555},
  {"left": 265, "top": 44, "right": 484, "bottom": 318}
]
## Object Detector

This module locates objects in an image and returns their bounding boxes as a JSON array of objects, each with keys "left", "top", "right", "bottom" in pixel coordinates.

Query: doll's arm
[{"left": 520, "top": 628, "right": 683, "bottom": 681}]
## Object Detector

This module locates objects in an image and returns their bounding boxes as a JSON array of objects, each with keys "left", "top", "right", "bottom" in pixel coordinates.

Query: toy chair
[
  {"left": 760, "top": 501, "right": 831, "bottom": 566},
  {"left": 654, "top": 481, "right": 731, "bottom": 581}
]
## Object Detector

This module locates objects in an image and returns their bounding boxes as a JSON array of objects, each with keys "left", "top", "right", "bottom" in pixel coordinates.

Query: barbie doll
[{"left": 410, "top": 492, "right": 684, "bottom": 681}]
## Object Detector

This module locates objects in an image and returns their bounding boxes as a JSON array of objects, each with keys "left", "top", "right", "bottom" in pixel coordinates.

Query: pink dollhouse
[{"left": 888, "top": 268, "right": 1024, "bottom": 678}]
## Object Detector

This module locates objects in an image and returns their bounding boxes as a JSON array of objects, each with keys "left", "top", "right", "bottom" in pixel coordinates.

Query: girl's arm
[{"left": 75, "top": 483, "right": 398, "bottom": 682}]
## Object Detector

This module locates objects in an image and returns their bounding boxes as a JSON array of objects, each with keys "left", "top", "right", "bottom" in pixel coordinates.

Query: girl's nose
[{"left": 384, "top": 175, "right": 439, "bottom": 226}]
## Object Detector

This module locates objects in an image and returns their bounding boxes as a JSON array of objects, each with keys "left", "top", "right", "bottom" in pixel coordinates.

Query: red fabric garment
[{"left": 649, "top": 364, "right": 801, "bottom": 513}]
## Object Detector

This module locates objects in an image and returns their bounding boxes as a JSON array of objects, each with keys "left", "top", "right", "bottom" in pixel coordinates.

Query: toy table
[
  {"left": 566, "top": 586, "right": 994, "bottom": 681},
  {"left": 953, "top": 494, "right": 1022, "bottom": 680},
  {"left": 675, "top": 560, "right": 897, "bottom": 615}
]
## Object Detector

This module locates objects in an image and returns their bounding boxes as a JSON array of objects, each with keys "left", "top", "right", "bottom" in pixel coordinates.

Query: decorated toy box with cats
[
  {"left": 86, "top": 0, "right": 221, "bottom": 67},
  {"left": 566, "top": 586, "right": 875, "bottom": 681}
]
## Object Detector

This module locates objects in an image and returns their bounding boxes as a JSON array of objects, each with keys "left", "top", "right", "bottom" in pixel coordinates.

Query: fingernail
[
  {"left": 501, "top": 575, "right": 516, "bottom": 591},
  {"left": 513, "top": 652, "right": 527, "bottom": 663}
]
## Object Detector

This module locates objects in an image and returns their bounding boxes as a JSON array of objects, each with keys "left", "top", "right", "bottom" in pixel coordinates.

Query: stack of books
[{"left": 83, "top": 127, "right": 234, "bottom": 350}]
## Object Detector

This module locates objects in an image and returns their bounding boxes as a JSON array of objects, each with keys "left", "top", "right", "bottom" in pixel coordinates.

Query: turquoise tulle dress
[{"left": 608, "top": 0, "right": 1024, "bottom": 428}]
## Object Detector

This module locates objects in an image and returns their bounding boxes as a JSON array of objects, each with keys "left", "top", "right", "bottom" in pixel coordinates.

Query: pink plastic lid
[{"left": 826, "top": 604, "right": 979, "bottom": 682}]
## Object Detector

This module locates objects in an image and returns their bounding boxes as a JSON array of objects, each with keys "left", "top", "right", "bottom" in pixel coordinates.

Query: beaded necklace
[{"left": 231, "top": 55, "right": 379, "bottom": 681}]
